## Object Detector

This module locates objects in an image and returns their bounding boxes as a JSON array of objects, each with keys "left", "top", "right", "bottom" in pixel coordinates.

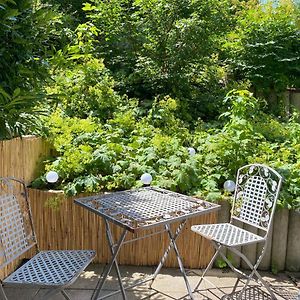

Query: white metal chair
[
  {"left": 191, "top": 164, "right": 282, "bottom": 299},
  {"left": 0, "top": 177, "right": 96, "bottom": 300}
]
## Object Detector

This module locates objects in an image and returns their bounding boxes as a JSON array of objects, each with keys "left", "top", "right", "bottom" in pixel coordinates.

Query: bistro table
[{"left": 74, "top": 186, "right": 220, "bottom": 300}]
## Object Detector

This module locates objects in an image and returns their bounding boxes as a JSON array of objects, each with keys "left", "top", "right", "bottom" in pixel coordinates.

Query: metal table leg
[
  {"left": 151, "top": 221, "right": 186, "bottom": 282},
  {"left": 93, "top": 219, "right": 194, "bottom": 300},
  {"left": 166, "top": 223, "right": 194, "bottom": 300},
  {"left": 105, "top": 220, "right": 128, "bottom": 300},
  {"left": 151, "top": 220, "right": 195, "bottom": 300},
  {"left": 92, "top": 227, "right": 128, "bottom": 300}
]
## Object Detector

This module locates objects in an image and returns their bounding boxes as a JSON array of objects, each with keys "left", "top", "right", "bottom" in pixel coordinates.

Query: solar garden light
[
  {"left": 187, "top": 147, "right": 196, "bottom": 156},
  {"left": 223, "top": 180, "right": 236, "bottom": 193},
  {"left": 46, "top": 171, "right": 59, "bottom": 184},
  {"left": 140, "top": 173, "right": 152, "bottom": 186}
]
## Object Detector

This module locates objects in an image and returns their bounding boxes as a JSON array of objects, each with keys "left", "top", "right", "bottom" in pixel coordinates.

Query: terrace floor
[{"left": 3, "top": 264, "right": 300, "bottom": 299}]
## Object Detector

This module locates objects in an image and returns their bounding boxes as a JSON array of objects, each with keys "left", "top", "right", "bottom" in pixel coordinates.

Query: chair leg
[
  {"left": 231, "top": 277, "right": 242, "bottom": 294},
  {"left": 32, "top": 288, "right": 41, "bottom": 299},
  {"left": 194, "top": 243, "right": 223, "bottom": 292},
  {"left": 61, "top": 290, "right": 71, "bottom": 300},
  {"left": 229, "top": 246, "right": 277, "bottom": 300},
  {"left": 0, "top": 284, "right": 8, "bottom": 300}
]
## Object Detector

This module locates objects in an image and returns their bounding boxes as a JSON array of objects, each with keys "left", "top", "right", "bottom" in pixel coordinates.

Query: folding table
[{"left": 75, "top": 186, "right": 220, "bottom": 300}]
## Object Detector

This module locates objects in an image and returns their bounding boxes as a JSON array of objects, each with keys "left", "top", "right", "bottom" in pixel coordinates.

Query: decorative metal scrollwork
[{"left": 232, "top": 164, "right": 281, "bottom": 229}]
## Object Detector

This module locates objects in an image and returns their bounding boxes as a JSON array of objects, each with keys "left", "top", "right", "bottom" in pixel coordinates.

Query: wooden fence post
[
  {"left": 241, "top": 225, "right": 258, "bottom": 270},
  {"left": 271, "top": 208, "right": 289, "bottom": 273},
  {"left": 257, "top": 224, "right": 273, "bottom": 271},
  {"left": 286, "top": 210, "right": 300, "bottom": 271}
]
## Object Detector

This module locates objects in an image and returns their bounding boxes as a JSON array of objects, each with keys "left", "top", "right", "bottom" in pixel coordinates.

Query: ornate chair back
[
  {"left": 231, "top": 164, "right": 282, "bottom": 233},
  {"left": 0, "top": 178, "right": 37, "bottom": 269}
]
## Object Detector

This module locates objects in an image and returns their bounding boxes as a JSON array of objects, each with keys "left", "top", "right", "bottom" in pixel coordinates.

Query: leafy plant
[
  {"left": 82, "top": 0, "right": 234, "bottom": 119},
  {"left": 33, "top": 89, "right": 300, "bottom": 212},
  {"left": 225, "top": 0, "right": 300, "bottom": 94},
  {"left": 215, "top": 253, "right": 236, "bottom": 269},
  {"left": 45, "top": 195, "right": 64, "bottom": 210},
  {"left": 0, "top": 0, "right": 63, "bottom": 138},
  {"left": 0, "top": 87, "right": 46, "bottom": 138},
  {"left": 47, "top": 57, "right": 122, "bottom": 120}
]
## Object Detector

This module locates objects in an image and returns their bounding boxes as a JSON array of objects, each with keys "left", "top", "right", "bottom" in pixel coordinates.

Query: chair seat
[
  {"left": 4, "top": 250, "right": 95, "bottom": 287},
  {"left": 191, "top": 223, "right": 265, "bottom": 247}
]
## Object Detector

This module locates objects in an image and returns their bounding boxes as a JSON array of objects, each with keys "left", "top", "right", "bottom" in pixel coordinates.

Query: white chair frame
[
  {"left": 191, "top": 164, "right": 282, "bottom": 299},
  {"left": 0, "top": 177, "right": 95, "bottom": 300}
]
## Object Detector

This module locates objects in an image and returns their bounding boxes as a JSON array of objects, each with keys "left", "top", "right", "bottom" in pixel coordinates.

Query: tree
[
  {"left": 226, "top": 0, "right": 300, "bottom": 93},
  {"left": 83, "top": 0, "right": 234, "bottom": 120}
]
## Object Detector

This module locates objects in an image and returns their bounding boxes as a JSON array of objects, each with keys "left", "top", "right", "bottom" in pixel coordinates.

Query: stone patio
[{"left": 3, "top": 264, "right": 299, "bottom": 300}]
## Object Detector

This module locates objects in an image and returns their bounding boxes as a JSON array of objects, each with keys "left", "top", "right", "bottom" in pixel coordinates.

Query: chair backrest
[
  {"left": 231, "top": 164, "right": 282, "bottom": 233},
  {"left": 0, "top": 178, "right": 37, "bottom": 269}
]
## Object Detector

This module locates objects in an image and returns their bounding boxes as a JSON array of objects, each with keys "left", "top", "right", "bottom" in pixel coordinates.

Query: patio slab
[{"left": 2, "top": 264, "right": 299, "bottom": 299}]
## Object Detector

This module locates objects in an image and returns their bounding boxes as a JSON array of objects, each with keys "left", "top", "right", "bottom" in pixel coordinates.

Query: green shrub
[
  {"left": 34, "top": 90, "right": 300, "bottom": 211},
  {"left": 82, "top": 0, "right": 235, "bottom": 120},
  {"left": 48, "top": 55, "right": 122, "bottom": 120},
  {"left": 226, "top": 0, "right": 300, "bottom": 93},
  {"left": 34, "top": 94, "right": 204, "bottom": 195},
  {"left": 0, "top": 0, "right": 63, "bottom": 138}
]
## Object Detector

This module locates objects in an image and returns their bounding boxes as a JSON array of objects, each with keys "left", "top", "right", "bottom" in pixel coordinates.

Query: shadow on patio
[{"left": 3, "top": 264, "right": 299, "bottom": 300}]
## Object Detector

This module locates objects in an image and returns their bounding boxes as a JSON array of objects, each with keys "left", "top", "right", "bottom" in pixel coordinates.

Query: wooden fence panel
[{"left": 271, "top": 208, "right": 289, "bottom": 272}]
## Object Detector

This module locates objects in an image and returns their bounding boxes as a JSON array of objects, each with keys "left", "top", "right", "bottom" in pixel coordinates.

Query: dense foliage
[
  {"left": 0, "top": 0, "right": 62, "bottom": 138},
  {"left": 33, "top": 90, "right": 300, "bottom": 210},
  {"left": 226, "top": 1, "right": 300, "bottom": 93},
  {"left": 1, "top": 0, "right": 300, "bottom": 210},
  {"left": 48, "top": 57, "right": 122, "bottom": 120},
  {"left": 82, "top": 0, "right": 236, "bottom": 120}
]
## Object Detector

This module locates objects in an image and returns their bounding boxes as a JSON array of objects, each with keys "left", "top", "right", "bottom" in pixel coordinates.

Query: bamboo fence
[
  {"left": 0, "top": 136, "right": 217, "bottom": 279},
  {"left": 0, "top": 136, "right": 51, "bottom": 184},
  {"left": 0, "top": 137, "right": 51, "bottom": 279},
  {"left": 28, "top": 189, "right": 216, "bottom": 269}
]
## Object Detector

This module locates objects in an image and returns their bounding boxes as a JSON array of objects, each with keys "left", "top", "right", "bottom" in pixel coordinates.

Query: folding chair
[
  {"left": 0, "top": 177, "right": 96, "bottom": 299},
  {"left": 191, "top": 164, "right": 282, "bottom": 299}
]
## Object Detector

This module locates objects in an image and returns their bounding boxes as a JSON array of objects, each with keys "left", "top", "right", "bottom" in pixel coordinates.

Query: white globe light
[
  {"left": 224, "top": 180, "right": 236, "bottom": 192},
  {"left": 46, "top": 171, "right": 59, "bottom": 183},
  {"left": 188, "top": 147, "right": 196, "bottom": 156},
  {"left": 140, "top": 173, "right": 152, "bottom": 185}
]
